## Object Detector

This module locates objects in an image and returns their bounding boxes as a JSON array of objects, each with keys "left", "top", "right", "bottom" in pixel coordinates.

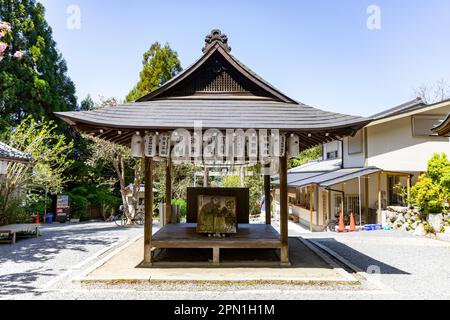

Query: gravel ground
[
  {"left": 304, "top": 230, "right": 450, "bottom": 300},
  {"left": 1, "top": 222, "right": 449, "bottom": 300}
]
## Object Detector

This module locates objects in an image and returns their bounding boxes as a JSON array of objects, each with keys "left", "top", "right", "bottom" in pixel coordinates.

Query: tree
[
  {"left": 410, "top": 153, "right": 450, "bottom": 214},
  {"left": 0, "top": 0, "right": 77, "bottom": 125},
  {"left": 84, "top": 97, "right": 143, "bottom": 223},
  {"left": 290, "top": 146, "right": 322, "bottom": 168},
  {"left": 414, "top": 79, "right": 450, "bottom": 104},
  {"left": 0, "top": 116, "right": 74, "bottom": 223},
  {"left": 79, "top": 94, "right": 95, "bottom": 111},
  {"left": 126, "top": 42, "right": 182, "bottom": 102}
]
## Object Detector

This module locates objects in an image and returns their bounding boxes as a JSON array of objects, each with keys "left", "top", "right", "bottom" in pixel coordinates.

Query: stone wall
[{"left": 384, "top": 206, "right": 450, "bottom": 236}]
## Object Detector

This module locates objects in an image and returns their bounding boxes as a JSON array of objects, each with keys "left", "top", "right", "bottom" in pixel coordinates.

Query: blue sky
[{"left": 39, "top": 0, "right": 450, "bottom": 116}]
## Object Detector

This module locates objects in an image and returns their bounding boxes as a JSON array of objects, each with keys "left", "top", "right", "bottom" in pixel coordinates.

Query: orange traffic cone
[
  {"left": 349, "top": 212, "right": 357, "bottom": 232},
  {"left": 35, "top": 213, "right": 40, "bottom": 225},
  {"left": 338, "top": 211, "right": 345, "bottom": 233}
]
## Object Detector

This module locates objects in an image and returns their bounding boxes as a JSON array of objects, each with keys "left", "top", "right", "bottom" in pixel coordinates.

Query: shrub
[
  {"left": 223, "top": 176, "right": 241, "bottom": 188},
  {"left": 423, "top": 223, "right": 436, "bottom": 234},
  {"left": 410, "top": 175, "right": 446, "bottom": 214},
  {"left": 172, "top": 198, "right": 187, "bottom": 220}
]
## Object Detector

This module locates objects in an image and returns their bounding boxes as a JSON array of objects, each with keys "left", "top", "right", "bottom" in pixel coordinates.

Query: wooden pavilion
[{"left": 55, "top": 29, "right": 370, "bottom": 267}]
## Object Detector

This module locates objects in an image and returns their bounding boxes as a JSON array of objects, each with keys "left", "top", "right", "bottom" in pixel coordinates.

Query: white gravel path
[{"left": 1, "top": 222, "right": 449, "bottom": 300}]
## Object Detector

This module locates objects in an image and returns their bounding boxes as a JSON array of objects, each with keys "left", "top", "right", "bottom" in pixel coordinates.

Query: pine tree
[
  {"left": 126, "top": 42, "right": 182, "bottom": 102},
  {"left": 0, "top": 0, "right": 77, "bottom": 126}
]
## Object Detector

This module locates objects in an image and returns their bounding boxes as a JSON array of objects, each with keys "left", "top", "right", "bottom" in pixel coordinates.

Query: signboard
[
  {"left": 56, "top": 195, "right": 70, "bottom": 222},
  {"left": 56, "top": 195, "right": 70, "bottom": 209}
]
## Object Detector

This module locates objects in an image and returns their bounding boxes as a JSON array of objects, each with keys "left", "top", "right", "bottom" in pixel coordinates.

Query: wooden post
[
  {"left": 378, "top": 172, "right": 382, "bottom": 224},
  {"left": 264, "top": 167, "right": 272, "bottom": 225},
  {"left": 165, "top": 157, "right": 172, "bottom": 225},
  {"left": 365, "top": 175, "right": 370, "bottom": 223},
  {"left": 143, "top": 158, "right": 154, "bottom": 266},
  {"left": 279, "top": 155, "right": 290, "bottom": 266},
  {"left": 203, "top": 166, "right": 209, "bottom": 188},
  {"left": 213, "top": 248, "right": 220, "bottom": 265},
  {"left": 309, "top": 186, "right": 314, "bottom": 232}
]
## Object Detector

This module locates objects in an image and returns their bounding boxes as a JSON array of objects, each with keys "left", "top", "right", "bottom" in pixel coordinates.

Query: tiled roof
[{"left": 0, "top": 142, "right": 32, "bottom": 163}]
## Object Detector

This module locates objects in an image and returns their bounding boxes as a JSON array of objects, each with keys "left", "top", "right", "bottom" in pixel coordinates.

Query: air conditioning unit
[
  {"left": 159, "top": 134, "right": 171, "bottom": 158},
  {"left": 131, "top": 133, "right": 144, "bottom": 158},
  {"left": 287, "top": 134, "right": 300, "bottom": 159},
  {"left": 144, "top": 134, "right": 158, "bottom": 158}
]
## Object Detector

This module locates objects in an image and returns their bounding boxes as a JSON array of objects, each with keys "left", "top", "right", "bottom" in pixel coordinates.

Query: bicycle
[{"left": 112, "top": 211, "right": 145, "bottom": 227}]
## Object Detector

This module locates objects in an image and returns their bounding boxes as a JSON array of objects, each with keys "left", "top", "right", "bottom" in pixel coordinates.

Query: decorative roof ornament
[{"left": 202, "top": 29, "right": 231, "bottom": 53}]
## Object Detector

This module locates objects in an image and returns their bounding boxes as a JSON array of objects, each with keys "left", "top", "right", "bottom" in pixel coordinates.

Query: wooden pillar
[
  {"left": 264, "top": 167, "right": 272, "bottom": 225},
  {"left": 144, "top": 158, "right": 154, "bottom": 266},
  {"left": 365, "top": 175, "right": 370, "bottom": 223},
  {"left": 203, "top": 166, "right": 209, "bottom": 188},
  {"left": 309, "top": 186, "right": 314, "bottom": 232},
  {"left": 378, "top": 172, "right": 382, "bottom": 224},
  {"left": 165, "top": 157, "right": 172, "bottom": 225},
  {"left": 279, "top": 155, "right": 290, "bottom": 266}
]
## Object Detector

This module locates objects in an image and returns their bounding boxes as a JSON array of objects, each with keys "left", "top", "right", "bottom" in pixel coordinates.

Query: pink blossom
[
  {"left": 13, "top": 50, "right": 24, "bottom": 60},
  {"left": 0, "top": 42, "right": 8, "bottom": 54},
  {"left": 0, "top": 22, "right": 12, "bottom": 32}
]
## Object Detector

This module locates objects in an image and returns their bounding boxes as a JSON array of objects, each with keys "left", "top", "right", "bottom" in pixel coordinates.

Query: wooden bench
[{"left": 0, "top": 224, "right": 40, "bottom": 244}]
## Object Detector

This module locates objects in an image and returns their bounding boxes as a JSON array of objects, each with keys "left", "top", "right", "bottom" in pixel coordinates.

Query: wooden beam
[
  {"left": 203, "top": 167, "right": 209, "bottom": 187},
  {"left": 143, "top": 157, "right": 154, "bottom": 266},
  {"left": 264, "top": 167, "right": 272, "bottom": 225},
  {"left": 279, "top": 155, "right": 290, "bottom": 266},
  {"left": 165, "top": 156, "right": 173, "bottom": 225}
]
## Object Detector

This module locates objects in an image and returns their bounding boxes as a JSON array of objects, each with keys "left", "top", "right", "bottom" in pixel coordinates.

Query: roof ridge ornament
[{"left": 202, "top": 29, "right": 231, "bottom": 53}]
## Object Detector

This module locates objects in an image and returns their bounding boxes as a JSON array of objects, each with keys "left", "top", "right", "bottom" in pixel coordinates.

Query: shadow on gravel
[
  {"left": 315, "top": 238, "right": 410, "bottom": 275},
  {"left": 0, "top": 268, "right": 53, "bottom": 296},
  {"left": 0, "top": 224, "right": 128, "bottom": 264}
]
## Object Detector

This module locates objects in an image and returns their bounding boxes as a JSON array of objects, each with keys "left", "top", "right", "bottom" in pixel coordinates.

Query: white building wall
[
  {"left": 323, "top": 141, "right": 342, "bottom": 160},
  {"left": 343, "top": 131, "right": 366, "bottom": 168},
  {"left": 367, "top": 115, "right": 450, "bottom": 172}
]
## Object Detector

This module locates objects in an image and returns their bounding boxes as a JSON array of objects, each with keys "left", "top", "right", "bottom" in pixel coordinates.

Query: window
[
  {"left": 412, "top": 115, "right": 445, "bottom": 137},
  {"left": 348, "top": 130, "right": 363, "bottom": 154},
  {"left": 327, "top": 151, "right": 339, "bottom": 160},
  {"left": 335, "top": 194, "right": 360, "bottom": 216},
  {"left": 388, "top": 176, "right": 404, "bottom": 206}
]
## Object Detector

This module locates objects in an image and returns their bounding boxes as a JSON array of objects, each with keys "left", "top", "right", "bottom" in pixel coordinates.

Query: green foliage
[
  {"left": 245, "top": 165, "right": 264, "bottom": 216},
  {"left": 290, "top": 146, "right": 322, "bottom": 168},
  {"left": 0, "top": 116, "right": 74, "bottom": 223},
  {"left": 0, "top": 0, "right": 77, "bottom": 125},
  {"left": 411, "top": 175, "right": 446, "bottom": 214},
  {"left": 428, "top": 153, "right": 450, "bottom": 186},
  {"left": 223, "top": 176, "right": 242, "bottom": 188},
  {"left": 0, "top": 197, "right": 30, "bottom": 225},
  {"left": 126, "top": 42, "right": 182, "bottom": 102},
  {"left": 67, "top": 185, "right": 121, "bottom": 221},
  {"left": 67, "top": 187, "right": 90, "bottom": 220},
  {"left": 9, "top": 116, "right": 74, "bottom": 193},
  {"left": 172, "top": 198, "right": 187, "bottom": 220},
  {"left": 410, "top": 153, "right": 450, "bottom": 214},
  {"left": 79, "top": 94, "right": 95, "bottom": 111},
  {"left": 424, "top": 223, "right": 436, "bottom": 234},
  {"left": 24, "top": 193, "right": 46, "bottom": 213}
]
